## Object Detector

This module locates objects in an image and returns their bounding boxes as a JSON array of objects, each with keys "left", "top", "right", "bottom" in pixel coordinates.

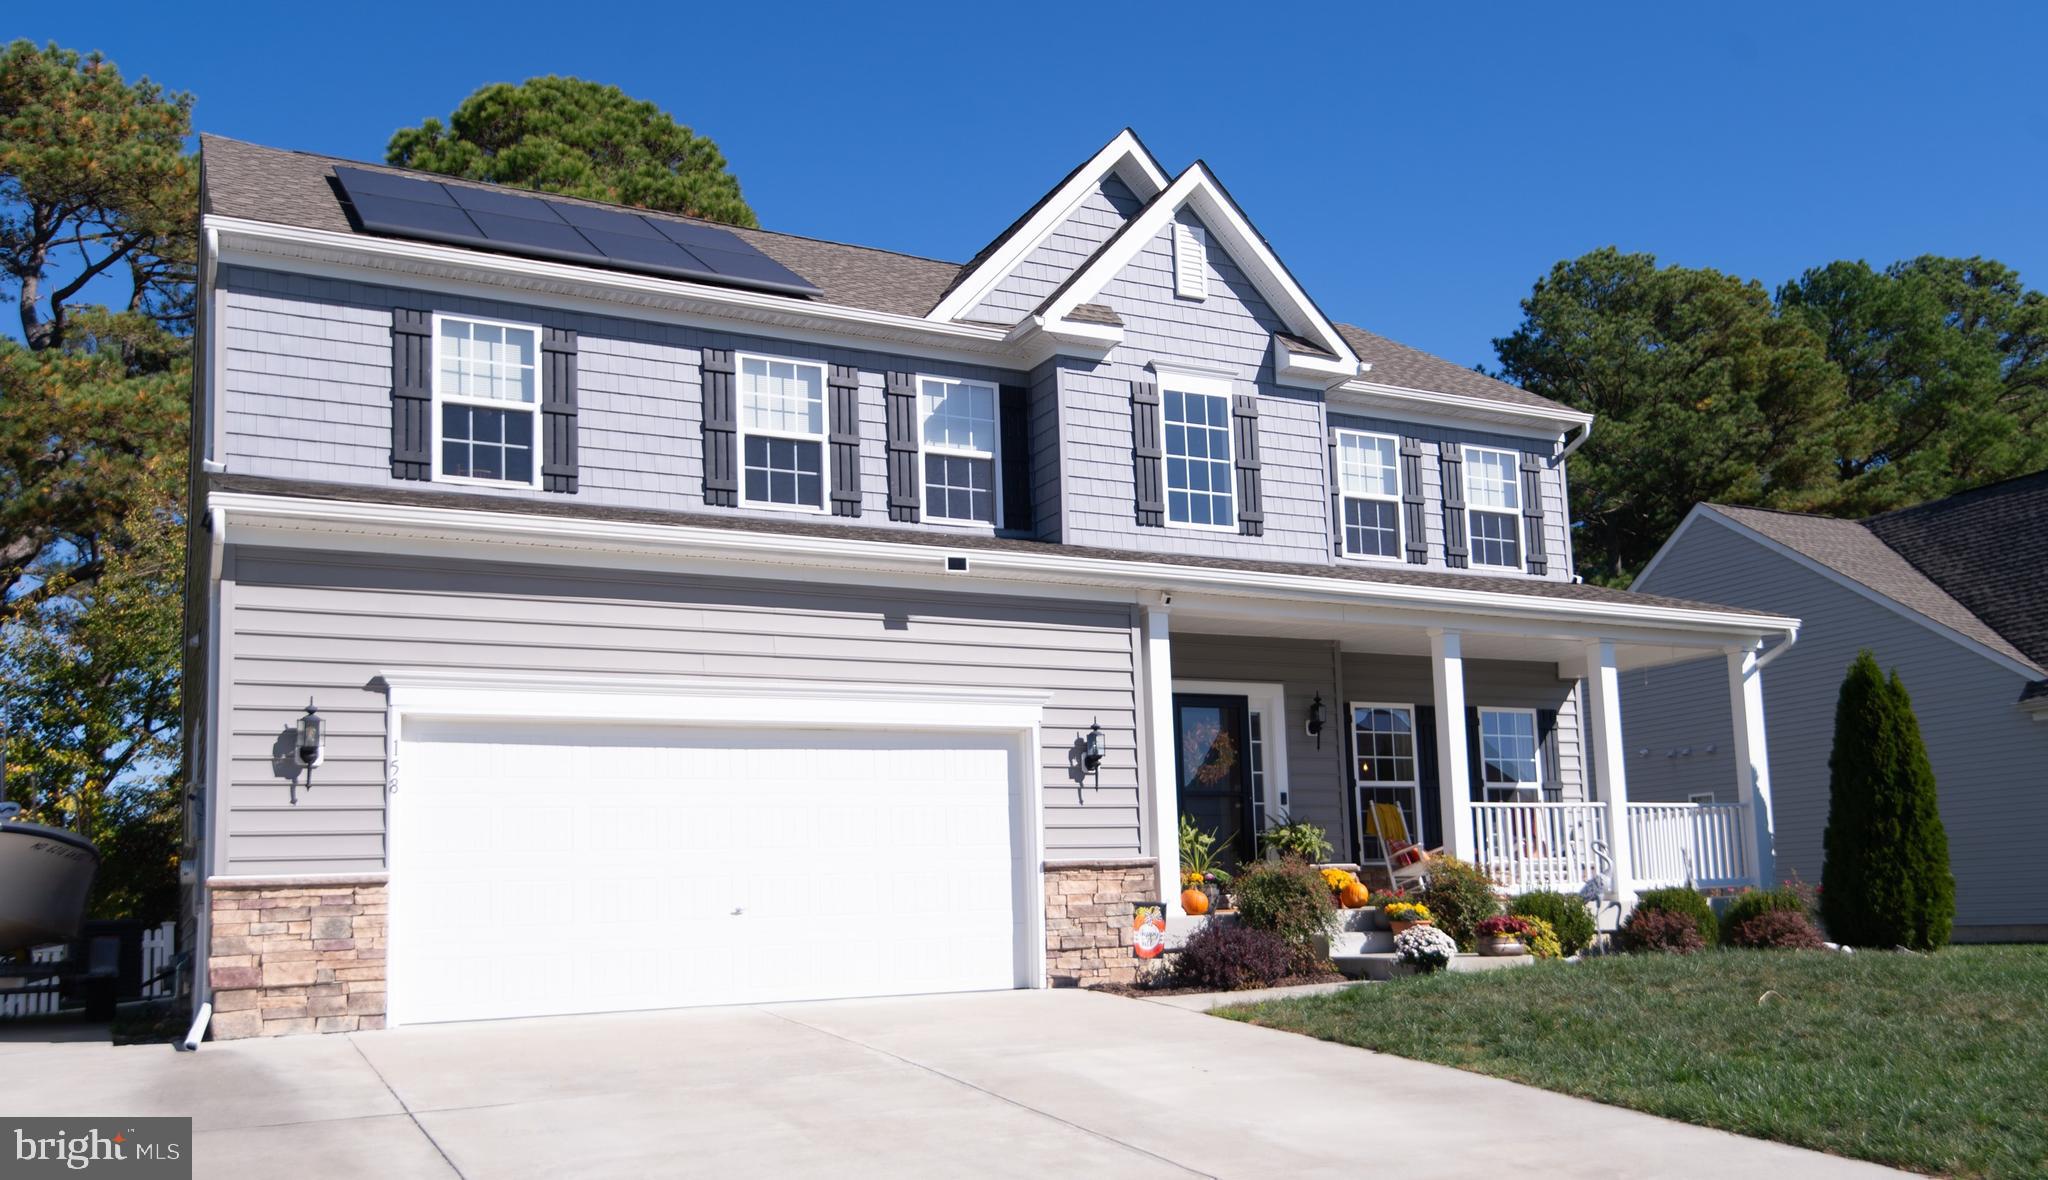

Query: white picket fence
[{"left": 0, "top": 921, "right": 175, "bottom": 1017}]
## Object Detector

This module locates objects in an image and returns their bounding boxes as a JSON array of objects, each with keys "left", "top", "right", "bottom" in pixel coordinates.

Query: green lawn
[{"left": 1219, "top": 946, "right": 2048, "bottom": 1178}]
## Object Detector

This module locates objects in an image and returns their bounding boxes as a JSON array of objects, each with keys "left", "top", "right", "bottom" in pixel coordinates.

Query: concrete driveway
[{"left": 1, "top": 989, "right": 1900, "bottom": 1178}]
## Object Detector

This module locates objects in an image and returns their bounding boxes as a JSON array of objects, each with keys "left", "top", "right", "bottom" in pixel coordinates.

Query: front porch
[{"left": 1141, "top": 586, "right": 1793, "bottom": 917}]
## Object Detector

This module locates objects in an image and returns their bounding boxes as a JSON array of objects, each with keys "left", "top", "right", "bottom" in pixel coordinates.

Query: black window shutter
[
  {"left": 1328, "top": 437, "right": 1344, "bottom": 556},
  {"left": 700, "top": 349, "right": 737, "bottom": 507},
  {"left": 1537, "top": 708, "right": 1560, "bottom": 802},
  {"left": 1520, "top": 452, "right": 1549, "bottom": 576},
  {"left": 1465, "top": 705, "right": 1485, "bottom": 802},
  {"left": 1414, "top": 705, "right": 1442, "bottom": 851},
  {"left": 1399, "top": 437, "right": 1428, "bottom": 564},
  {"left": 1130, "top": 379, "right": 1164, "bottom": 527},
  {"left": 828, "top": 365, "right": 862, "bottom": 517},
  {"left": 539, "top": 327, "right": 578, "bottom": 494},
  {"left": 885, "top": 372, "right": 920, "bottom": 523},
  {"left": 1232, "top": 392, "right": 1263, "bottom": 536},
  {"left": 1439, "top": 440, "right": 1469, "bottom": 569},
  {"left": 999, "top": 384, "right": 1033, "bottom": 532},
  {"left": 389, "top": 308, "right": 432, "bottom": 481}
]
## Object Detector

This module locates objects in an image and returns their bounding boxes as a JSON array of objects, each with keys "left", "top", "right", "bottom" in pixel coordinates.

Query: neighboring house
[
  {"left": 1626, "top": 475, "right": 2048, "bottom": 941},
  {"left": 184, "top": 130, "right": 1797, "bottom": 1038}
]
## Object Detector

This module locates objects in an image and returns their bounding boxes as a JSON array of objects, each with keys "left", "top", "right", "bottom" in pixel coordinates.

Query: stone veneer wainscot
[
  {"left": 206, "top": 874, "right": 387, "bottom": 1038},
  {"left": 1042, "top": 859, "right": 1164, "bottom": 987}
]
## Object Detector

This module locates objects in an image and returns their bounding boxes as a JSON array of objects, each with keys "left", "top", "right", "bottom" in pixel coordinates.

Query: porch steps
[{"left": 1333, "top": 951, "right": 1535, "bottom": 981}]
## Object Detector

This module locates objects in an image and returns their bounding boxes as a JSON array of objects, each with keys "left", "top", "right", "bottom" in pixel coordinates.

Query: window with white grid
[
  {"left": 919, "top": 377, "right": 998, "bottom": 523},
  {"left": 1163, "top": 385, "right": 1234, "bottom": 528},
  {"left": 738, "top": 355, "right": 827, "bottom": 510},
  {"left": 434, "top": 314, "right": 540, "bottom": 487},
  {"left": 1465, "top": 446, "right": 1523, "bottom": 568},
  {"left": 1479, "top": 707, "right": 1541, "bottom": 799},
  {"left": 1335, "top": 430, "right": 1402, "bottom": 559},
  {"left": 1353, "top": 703, "right": 1421, "bottom": 859}
]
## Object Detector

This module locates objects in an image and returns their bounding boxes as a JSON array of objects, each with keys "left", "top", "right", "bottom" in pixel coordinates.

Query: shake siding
[
  {"left": 966, "top": 174, "right": 1143, "bottom": 325},
  {"left": 218, "top": 547, "right": 1144, "bottom": 875},
  {"left": 1626, "top": 517, "right": 2047, "bottom": 929},
  {"left": 217, "top": 265, "right": 1027, "bottom": 532},
  {"left": 1328, "top": 412, "right": 1571, "bottom": 579},
  {"left": 1027, "top": 357, "right": 1064, "bottom": 541},
  {"left": 1060, "top": 210, "right": 1330, "bottom": 562},
  {"left": 1338, "top": 654, "right": 1587, "bottom": 801},
  {"left": 1172, "top": 635, "right": 1348, "bottom": 857}
]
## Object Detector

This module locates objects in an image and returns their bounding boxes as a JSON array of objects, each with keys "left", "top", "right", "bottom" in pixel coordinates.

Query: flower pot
[
  {"left": 1390, "top": 919, "right": 1428, "bottom": 936},
  {"left": 1204, "top": 884, "right": 1228, "bottom": 913},
  {"left": 1479, "top": 936, "right": 1525, "bottom": 957}
]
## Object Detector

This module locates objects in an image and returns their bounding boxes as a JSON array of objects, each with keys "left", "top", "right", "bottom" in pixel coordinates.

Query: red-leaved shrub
[
  {"left": 1728, "top": 908, "right": 1826, "bottom": 950},
  {"left": 1618, "top": 907, "right": 1705, "bottom": 954},
  {"left": 1171, "top": 921, "right": 1296, "bottom": 990}
]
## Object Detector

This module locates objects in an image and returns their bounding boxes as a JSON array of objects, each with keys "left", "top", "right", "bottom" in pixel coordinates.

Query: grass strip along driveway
[{"left": 1219, "top": 946, "right": 2047, "bottom": 1178}]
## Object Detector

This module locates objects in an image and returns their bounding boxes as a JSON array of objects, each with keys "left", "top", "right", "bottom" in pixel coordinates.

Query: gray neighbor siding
[
  {"left": 218, "top": 547, "right": 1145, "bottom": 876},
  {"left": 1625, "top": 517, "right": 2048, "bottom": 933},
  {"left": 218, "top": 265, "right": 1038, "bottom": 537}
]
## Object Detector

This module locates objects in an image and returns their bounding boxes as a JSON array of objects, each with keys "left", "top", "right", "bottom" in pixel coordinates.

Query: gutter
[{"left": 209, "top": 490, "right": 1800, "bottom": 642}]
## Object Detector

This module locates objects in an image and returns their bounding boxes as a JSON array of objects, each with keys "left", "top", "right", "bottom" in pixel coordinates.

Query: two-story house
[{"left": 185, "top": 130, "right": 1798, "bottom": 1038}]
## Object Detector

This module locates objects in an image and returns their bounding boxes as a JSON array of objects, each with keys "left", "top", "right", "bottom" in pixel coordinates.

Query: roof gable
[
  {"left": 926, "top": 130, "right": 1169, "bottom": 322},
  {"left": 1031, "top": 162, "right": 1359, "bottom": 371}
]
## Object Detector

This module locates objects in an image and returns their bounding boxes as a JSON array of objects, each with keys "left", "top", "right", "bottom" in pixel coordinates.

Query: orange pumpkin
[
  {"left": 1180, "top": 887, "right": 1211, "bottom": 916},
  {"left": 1338, "top": 881, "right": 1372, "bottom": 909}
]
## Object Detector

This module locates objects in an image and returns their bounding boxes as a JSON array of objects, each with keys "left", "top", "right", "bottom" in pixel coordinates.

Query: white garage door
[{"left": 392, "top": 721, "right": 1029, "bottom": 1024}]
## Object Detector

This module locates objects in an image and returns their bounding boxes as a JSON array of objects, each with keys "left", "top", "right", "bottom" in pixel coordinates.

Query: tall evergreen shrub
[{"left": 1820, "top": 651, "right": 1955, "bottom": 949}]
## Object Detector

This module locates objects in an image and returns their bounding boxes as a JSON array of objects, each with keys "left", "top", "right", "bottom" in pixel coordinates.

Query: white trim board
[
  {"left": 377, "top": 671, "right": 1051, "bottom": 1027},
  {"left": 927, "top": 129, "right": 1170, "bottom": 323},
  {"left": 1637, "top": 506, "right": 2044, "bottom": 682}
]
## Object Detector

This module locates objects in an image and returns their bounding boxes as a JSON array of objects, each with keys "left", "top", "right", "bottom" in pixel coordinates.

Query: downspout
[
  {"left": 1756, "top": 622, "right": 1801, "bottom": 669},
  {"left": 1558, "top": 418, "right": 1594, "bottom": 459}
]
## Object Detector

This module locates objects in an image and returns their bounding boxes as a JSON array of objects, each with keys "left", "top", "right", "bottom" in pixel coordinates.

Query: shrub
[
  {"left": 1822, "top": 651, "right": 1955, "bottom": 950},
  {"left": 1392, "top": 924, "right": 1458, "bottom": 971},
  {"left": 1475, "top": 915, "right": 1535, "bottom": 940},
  {"left": 1230, "top": 856, "right": 1336, "bottom": 961},
  {"left": 1617, "top": 907, "right": 1704, "bottom": 954},
  {"left": 1171, "top": 921, "right": 1295, "bottom": 990},
  {"left": 1518, "top": 915, "right": 1563, "bottom": 960},
  {"left": 1508, "top": 890, "right": 1597, "bottom": 956},
  {"left": 1634, "top": 886, "right": 1718, "bottom": 947},
  {"left": 1417, "top": 856, "right": 1501, "bottom": 951},
  {"left": 1258, "top": 814, "right": 1333, "bottom": 862},
  {"left": 1728, "top": 908, "right": 1826, "bottom": 950},
  {"left": 1720, "top": 886, "right": 1810, "bottom": 945}
]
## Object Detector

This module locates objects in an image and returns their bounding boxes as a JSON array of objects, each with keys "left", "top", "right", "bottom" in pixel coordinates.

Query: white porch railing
[
  {"left": 1628, "top": 803, "right": 1751, "bottom": 889},
  {"left": 1471, "top": 803, "right": 1610, "bottom": 895}
]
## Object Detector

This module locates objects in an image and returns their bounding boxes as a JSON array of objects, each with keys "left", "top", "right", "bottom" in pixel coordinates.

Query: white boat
[{"left": 0, "top": 804, "right": 99, "bottom": 954}]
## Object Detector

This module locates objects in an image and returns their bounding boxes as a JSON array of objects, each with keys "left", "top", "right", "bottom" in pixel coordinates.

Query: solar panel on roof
[{"left": 331, "top": 166, "right": 821, "bottom": 298}]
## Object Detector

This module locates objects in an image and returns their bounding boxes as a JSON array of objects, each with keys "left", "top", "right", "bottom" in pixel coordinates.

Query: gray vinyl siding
[
  {"left": 1626, "top": 515, "right": 2048, "bottom": 929},
  {"left": 1173, "top": 635, "right": 1347, "bottom": 857},
  {"left": 965, "top": 174, "right": 1143, "bottom": 326},
  {"left": 217, "top": 265, "right": 1028, "bottom": 534},
  {"left": 1329, "top": 412, "right": 1570, "bottom": 579},
  {"left": 1339, "top": 654, "right": 1587, "bottom": 801},
  {"left": 1058, "top": 210, "right": 1330, "bottom": 562},
  {"left": 216, "top": 547, "right": 1143, "bottom": 875}
]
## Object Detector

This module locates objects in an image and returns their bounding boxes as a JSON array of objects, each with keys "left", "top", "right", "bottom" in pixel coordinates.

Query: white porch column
[
  {"left": 1581, "top": 638, "right": 1636, "bottom": 909},
  {"left": 1141, "top": 603, "right": 1182, "bottom": 913},
  {"left": 1726, "top": 643, "right": 1777, "bottom": 887},
  {"left": 1428, "top": 629, "right": 1474, "bottom": 860}
]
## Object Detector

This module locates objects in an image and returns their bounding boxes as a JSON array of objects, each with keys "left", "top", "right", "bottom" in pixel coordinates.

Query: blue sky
[{"left": 20, "top": 1, "right": 2048, "bottom": 368}]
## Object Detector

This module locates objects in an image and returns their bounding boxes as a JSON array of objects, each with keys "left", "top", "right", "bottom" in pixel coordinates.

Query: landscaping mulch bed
[{"left": 1087, "top": 970, "right": 1346, "bottom": 998}]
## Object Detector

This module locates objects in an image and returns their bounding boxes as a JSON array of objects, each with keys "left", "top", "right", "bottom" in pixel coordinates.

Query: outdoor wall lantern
[
  {"left": 295, "top": 699, "right": 326, "bottom": 787},
  {"left": 1305, "top": 694, "right": 1327, "bottom": 749},
  {"left": 1083, "top": 719, "right": 1106, "bottom": 782}
]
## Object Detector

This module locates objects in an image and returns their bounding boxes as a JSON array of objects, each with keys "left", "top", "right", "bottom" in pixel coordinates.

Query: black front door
[{"left": 1173, "top": 694, "right": 1255, "bottom": 868}]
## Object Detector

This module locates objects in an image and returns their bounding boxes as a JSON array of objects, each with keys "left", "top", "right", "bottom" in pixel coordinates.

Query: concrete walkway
[{"left": 0, "top": 989, "right": 1903, "bottom": 1178}]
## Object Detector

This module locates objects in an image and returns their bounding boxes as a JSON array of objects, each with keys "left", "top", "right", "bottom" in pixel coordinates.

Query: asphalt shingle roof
[
  {"left": 199, "top": 135, "right": 1569, "bottom": 416},
  {"left": 1864, "top": 470, "right": 2048, "bottom": 669},
  {"left": 1710, "top": 501, "right": 2045, "bottom": 674}
]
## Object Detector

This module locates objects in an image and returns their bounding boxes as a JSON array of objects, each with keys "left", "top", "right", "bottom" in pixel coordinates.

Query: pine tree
[{"left": 1820, "top": 651, "right": 1955, "bottom": 949}]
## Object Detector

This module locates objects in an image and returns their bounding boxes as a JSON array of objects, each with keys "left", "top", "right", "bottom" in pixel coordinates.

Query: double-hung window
[
  {"left": 1334, "top": 429, "right": 1402, "bottom": 559},
  {"left": 738, "top": 354, "right": 827, "bottom": 511},
  {"left": 434, "top": 314, "right": 540, "bottom": 487},
  {"left": 919, "top": 377, "right": 998, "bottom": 524},
  {"left": 1160, "top": 373, "right": 1235, "bottom": 529},
  {"left": 1352, "top": 704, "right": 1421, "bottom": 858},
  {"left": 1478, "top": 707, "right": 1542, "bottom": 801},
  {"left": 1465, "top": 445, "right": 1523, "bottom": 568}
]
